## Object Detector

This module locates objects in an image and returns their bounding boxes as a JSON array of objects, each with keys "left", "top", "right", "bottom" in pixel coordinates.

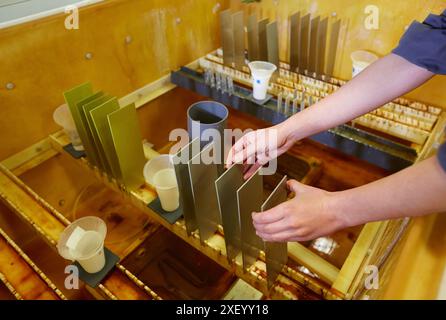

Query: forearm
[
  {"left": 279, "top": 53, "right": 434, "bottom": 140},
  {"left": 329, "top": 157, "right": 446, "bottom": 227}
]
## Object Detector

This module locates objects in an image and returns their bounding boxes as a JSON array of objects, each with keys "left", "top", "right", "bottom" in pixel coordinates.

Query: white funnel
[
  {"left": 248, "top": 61, "right": 277, "bottom": 100},
  {"left": 57, "top": 216, "right": 107, "bottom": 274}
]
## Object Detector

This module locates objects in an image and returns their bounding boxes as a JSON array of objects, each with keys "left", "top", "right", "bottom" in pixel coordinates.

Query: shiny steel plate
[
  {"left": 237, "top": 167, "right": 264, "bottom": 271},
  {"left": 299, "top": 14, "right": 311, "bottom": 73},
  {"left": 173, "top": 137, "right": 200, "bottom": 236},
  {"left": 215, "top": 163, "right": 245, "bottom": 263},
  {"left": 266, "top": 21, "right": 279, "bottom": 67},
  {"left": 247, "top": 14, "right": 259, "bottom": 61},
  {"left": 258, "top": 18, "right": 269, "bottom": 61},
  {"left": 233, "top": 11, "right": 245, "bottom": 70},
  {"left": 261, "top": 175, "right": 288, "bottom": 289},
  {"left": 316, "top": 17, "right": 328, "bottom": 78},
  {"left": 188, "top": 142, "right": 221, "bottom": 243},
  {"left": 220, "top": 9, "right": 234, "bottom": 66},
  {"left": 289, "top": 12, "right": 301, "bottom": 72},
  {"left": 309, "top": 16, "right": 320, "bottom": 76},
  {"left": 326, "top": 19, "right": 341, "bottom": 78}
]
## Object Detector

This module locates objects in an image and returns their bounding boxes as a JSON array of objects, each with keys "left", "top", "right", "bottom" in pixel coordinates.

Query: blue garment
[{"left": 392, "top": 9, "right": 446, "bottom": 171}]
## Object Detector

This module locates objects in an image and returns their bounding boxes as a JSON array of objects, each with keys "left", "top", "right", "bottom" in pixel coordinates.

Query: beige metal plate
[
  {"left": 247, "top": 14, "right": 259, "bottom": 61},
  {"left": 316, "top": 17, "right": 328, "bottom": 78},
  {"left": 261, "top": 175, "right": 288, "bottom": 290},
  {"left": 83, "top": 95, "right": 113, "bottom": 174},
  {"left": 299, "top": 14, "right": 311, "bottom": 73},
  {"left": 188, "top": 142, "right": 221, "bottom": 243},
  {"left": 289, "top": 12, "right": 301, "bottom": 72},
  {"left": 266, "top": 21, "right": 279, "bottom": 67},
  {"left": 258, "top": 18, "right": 269, "bottom": 61},
  {"left": 215, "top": 163, "right": 245, "bottom": 263},
  {"left": 173, "top": 137, "right": 200, "bottom": 236},
  {"left": 220, "top": 9, "right": 234, "bottom": 66},
  {"left": 237, "top": 167, "right": 264, "bottom": 271},
  {"left": 309, "top": 16, "right": 320, "bottom": 75},
  {"left": 233, "top": 11, "right": 245, "bottom": 70},
  {"left": 89, "top": 98, "right": 121, "bottom": 180},
  {"left": 326, "top": 19, "right": 341, "bottom": 78},
  {"left": 107, "top": 103, "right": 146, "bottom": 190}
]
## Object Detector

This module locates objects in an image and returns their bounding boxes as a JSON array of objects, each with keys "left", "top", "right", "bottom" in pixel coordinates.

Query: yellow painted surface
[{"left": 0, "top": 0, "right": 229, "bottom": 160}]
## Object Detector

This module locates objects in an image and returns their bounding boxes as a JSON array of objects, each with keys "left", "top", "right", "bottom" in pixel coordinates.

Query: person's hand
[
  {"left": 253, "top": 180, "right": 347, "bottom": 242},
  {"left": 225, "top": 124, "right": 297, "bottom": 179}
]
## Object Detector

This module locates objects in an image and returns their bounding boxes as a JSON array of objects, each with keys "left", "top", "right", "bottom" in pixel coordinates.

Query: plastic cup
[
  {"left": 350, "top": 50, "right": 378, "bottom": 77},
  {"left": 143, "top": 155, "right": 179, "bottom": 212},
  {"left": 248, "top": 61, "right": 277, "bottom": 100},
  {"left": 57, "top": 217, "right": 107, "bottom": 274},
  {"left": 53, "top": 104, "right": 84, "bottom": 151}
]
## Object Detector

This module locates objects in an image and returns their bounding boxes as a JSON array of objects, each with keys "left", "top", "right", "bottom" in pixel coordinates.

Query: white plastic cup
[
  {"left": 57, "top": 217, "right": 107, "bottom": 274},
  {"left": 53, "top": 104, "right": 84, "bottom": 151},
  {"left": 248, "top": 61, "right": 277, "bottom": 100},
  {"left": 350, "top": 50, "right": 378, "bottom": 78},
  {"left": 143, "top": 155, "right": 179, "bottom": 212}
]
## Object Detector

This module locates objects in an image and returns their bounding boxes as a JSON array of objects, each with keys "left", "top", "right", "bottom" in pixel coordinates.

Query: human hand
[
  {"left": 253, "top": 180, "right": 347, "bottom": 242},
  {"left": 225, "top": 124, "right": 297, "bottom": 179}
]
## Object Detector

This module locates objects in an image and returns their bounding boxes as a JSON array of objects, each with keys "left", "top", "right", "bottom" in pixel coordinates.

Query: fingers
[
  {"left": 286, "top": 179, "right": 309, "bottom": 194},
  {"left": 243, "top": 162, "right": 262, "bottom": 180},
  {"left": 253, "top": 218, "right": 287, "bottom": 234},
  {"left": 252, "top": 202, "right": 287, "bottom": 224}
]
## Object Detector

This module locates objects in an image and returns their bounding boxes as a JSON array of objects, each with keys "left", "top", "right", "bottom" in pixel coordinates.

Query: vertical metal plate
[
  {"left": 258, "top": 18, "right": 269, "bottom": 61},
  {"left": 237, "top": 167, "right": 264, "bottom": 271},
  {"left": 326, "top": 19, "right": 341, "bottom": 78},
  {"left": 215, "top": 164, "right": 245, "bottom": 263},
  {"left": 188, "top": 142, "right": 221, "bottom": 243},
  {"left": 247, "top": 14, "right": 259, "bottom": 61},
  {"left": 233, "top": 11, "right": 245, "bottom": 70},
  {"left": 316, "top": 17, "right": 328, "bottom": 78},
  {"left": 289, "top": 12, "right": 301, "bottom": 73},
  {"left": 266, "top": 21, "right": 279, "bottom": 67},
  {"left": 299, "top": 14, "right": 311, "bottom": 73},
  {"left": 83, "top": 95, "right": 113, "bottom": 174},
  {"left": 89, "top": 98, "right": 121, "bottom": 180},
  {"left": 63, "top": 83, "right": 93, "bottom": 157},
  {"left": 107, "top": 103, "right": 146, "bottom": 190},
  {"left": 220, "top": 9, "right": 234, "bottom": 66},
  {"left": 75, "top": 92, "right": 106, "bottom": 167},
  {"left": 309, "top": 16, "right": 320, "bottom": 76},
  {"left": 261, "top": 175, "right": 288, "bottom": 290},
  {"left": 173, "top": 138, "right": 200, "bottom": 236}
]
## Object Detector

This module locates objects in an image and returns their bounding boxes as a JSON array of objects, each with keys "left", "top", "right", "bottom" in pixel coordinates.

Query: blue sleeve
[
  {"left": 392, "top": 9, "right": 446, "bottom": 74},
  {"left": 438, "top": 143, "right": 446, "bottom": 172}
]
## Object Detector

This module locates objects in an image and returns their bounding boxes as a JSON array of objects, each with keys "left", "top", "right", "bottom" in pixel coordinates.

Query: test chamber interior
[{"left": 0, "top": 0, "right": 446, "bottom": 300}]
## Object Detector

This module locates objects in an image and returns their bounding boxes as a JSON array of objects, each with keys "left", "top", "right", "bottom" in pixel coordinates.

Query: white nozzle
[{"left": 248, "top": 61, "right": 277, "bottom": 100}]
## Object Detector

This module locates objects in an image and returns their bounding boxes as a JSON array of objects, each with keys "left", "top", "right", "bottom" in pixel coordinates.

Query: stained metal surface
[
  {"left": 173, "top": 138, "right": 200, "bottom": 236},
  {"left": 188, "top": 143, "right": 221, "bottom": 243},
  {"left": 237, "top": 167, "right": 264, "bottom": 271},
  {"left": 215, "top": 164, "right": 245, "bottom": 263},
  {"left": 289, "top": 12, "right": 301, "bottom": 72},
  {"left": 261, "top": 175, "right": 288, "bottom": 290},
  {"left": 299, "top": 14, "right": 311, "bottom": 73},
  {"left": 258, "top": 18, "right": 269, "bottom": 61},
  {"left": 247, "top": 14, "right": 259, "bottom": 61},
  {"left": 220, "top": 9, "right": 234, "bottom": 66},
  {"left": 233, "top": 11, "right": 245, "bottom": 70},
  {"left": 89, "top": 98, "right": 121, "bottom": 180},
  {"left": 309, "top": 16, "right": 320, "bottom": 75},
  {"left": 266, "top": 21, "right": 279, "bottom": 67},
  {"left": 326, "top": 19, "right": 341, "bottom": 78},
  {"left": 107, "top": 103, "right": 146, "bottom": 189}
]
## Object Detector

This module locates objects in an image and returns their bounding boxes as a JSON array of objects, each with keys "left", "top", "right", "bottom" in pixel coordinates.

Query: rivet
[
  {"left": 175, "top": 17, "right": 181, "bottom": 25},
  {"left": 332, "top": 12, "right": 337, "bottom": 17},
  {"left": 85, "top": 52, "right": 93, "bottom": 60},
  {"left": 5, "top": 82, "right": 15, "bottom": 90},
  {"left": 125, "top": 35, "right": 132, "bottom": 44},
  {"left": 58, "top": 199, "right": 65, "bottom": 207}
]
